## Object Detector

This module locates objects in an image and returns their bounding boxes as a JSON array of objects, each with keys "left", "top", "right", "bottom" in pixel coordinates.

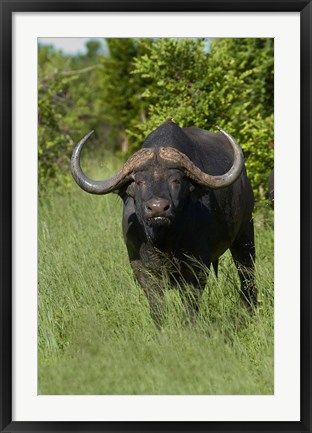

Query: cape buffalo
[{"left": 71, "top": 120, "right": 256, "bottom": 323}]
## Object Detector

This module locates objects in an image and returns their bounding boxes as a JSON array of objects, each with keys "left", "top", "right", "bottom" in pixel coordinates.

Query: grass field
[{"left": 38, "top": 152, "right": 274, "bottom": 395}]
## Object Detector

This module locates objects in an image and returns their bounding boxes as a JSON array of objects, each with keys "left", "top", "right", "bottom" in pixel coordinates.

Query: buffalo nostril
[{"left": 145, "top": 199, "right": 171, "bottom": 217}]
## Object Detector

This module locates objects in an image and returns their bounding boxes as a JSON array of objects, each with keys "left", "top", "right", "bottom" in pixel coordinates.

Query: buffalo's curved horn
[
  {"left": 71, "top": 131, "right": 154, "bottom": 194},
  {"left": 159, "top": 126, "right": 244, "bottom": 189}
]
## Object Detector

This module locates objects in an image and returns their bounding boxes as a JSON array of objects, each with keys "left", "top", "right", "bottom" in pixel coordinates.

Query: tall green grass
[{"left": 38, "top": 153, "right": 274, "bottom": 395}]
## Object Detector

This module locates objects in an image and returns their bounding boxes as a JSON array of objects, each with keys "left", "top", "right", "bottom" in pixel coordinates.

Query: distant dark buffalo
[
  {"left": 268, "top": 170, "right": 274, "bottom": 208},
  {"left": 71, "top": 120, "right": 256, "bottom": 323}
]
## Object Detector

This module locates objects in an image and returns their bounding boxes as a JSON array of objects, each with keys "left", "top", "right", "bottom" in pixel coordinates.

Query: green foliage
[
  {"left": 228, "top": 114, "right": 274, "bottom": 196},
  {"left": 38, "top": 45, "right": 74, "bottom": 186},
  {"left": 208, "top": 39, "right": 274, "bottom": 197},
  {"left": 210, "top": 38, "right": 274, "bottom": 119},
  {"left": 97, "top": 38, "right": 152, "bottom": 150},
  {"left": 38, "top": 43, "right": 106, "bottom": 189},
  {"left": 128, "top": 38, "right": 211, "bottom": 134}
]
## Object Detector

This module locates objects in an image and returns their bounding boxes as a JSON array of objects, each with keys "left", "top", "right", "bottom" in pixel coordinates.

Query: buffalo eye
[
  {"left": 171, "top": 178, "right": 181, "bottom": 185},
  {"left": 170, "top": 175, "right": 183, "bottom": 186},
  {"left": 134, "top": 174, "right": 146, "bottom": 188}
]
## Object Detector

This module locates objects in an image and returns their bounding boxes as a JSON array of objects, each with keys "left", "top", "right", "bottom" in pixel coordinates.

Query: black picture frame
[{"left": 1, "top": 1, "right": 311, "bottom": 432}]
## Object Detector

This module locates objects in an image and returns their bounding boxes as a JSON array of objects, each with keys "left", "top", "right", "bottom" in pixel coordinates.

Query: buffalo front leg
[
  {"left": 178, "top": 267, "right": 207, "bottom": 323},
  {"left": 143, "top": 285, "right": 165, "bottom": 327},
  {"left": 230, "top": 219, "right": 257, "bottom": 311},
  {"left": 179, "top": 285, "right": 204, "bottom": 324},
  {"left": 130, "top": 260, "right": 165, "bottom": 327}
]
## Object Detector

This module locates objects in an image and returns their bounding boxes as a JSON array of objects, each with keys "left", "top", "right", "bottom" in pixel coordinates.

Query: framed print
[{"left": 1, "top": 1, "right": 311, "bottom": 432}]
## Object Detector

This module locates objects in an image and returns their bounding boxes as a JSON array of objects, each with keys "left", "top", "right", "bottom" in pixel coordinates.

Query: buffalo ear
[
  {"left": 185, "top": 178, "right": 204, "bottom": 197},
  {"left": 190, "top": 183, "right": 207, "bottom": 198},
  {"left": 116, "top": 181, "right": 135, "bottom": 199},
  {"left": 125, "top": 182, "right": 136, "bottom": 198}
]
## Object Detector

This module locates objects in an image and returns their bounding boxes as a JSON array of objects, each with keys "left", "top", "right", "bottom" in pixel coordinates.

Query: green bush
[{"left": 38, "top": 43, "right": 107, "bottom": 189}]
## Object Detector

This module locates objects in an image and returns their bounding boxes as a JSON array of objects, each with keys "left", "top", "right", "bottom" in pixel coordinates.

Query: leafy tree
[
  {"left": 129, "top": 38, "right": 210, "bottom": 131},
  {"left": 211, "top": 38, "right": 273, "bottom": 118},
  {"left": 38, "top": 42, "right": 106, "bottom": 188},
  {"left": 98, "top": 38, "right": 152, "bottom": 151},
  {"left": 128, "top": 37, "right": 274, "bottom": 199},
  {"left": 38, "top": 45, "right": 77, "bottom": 186},
  {"left": 208, "top": 38, "right": 274, "bottom": 198}
]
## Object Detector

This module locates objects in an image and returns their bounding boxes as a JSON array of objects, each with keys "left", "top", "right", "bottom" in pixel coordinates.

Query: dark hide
[{"left": 119, "top": 122, "right": 256, "bottom": 323}]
